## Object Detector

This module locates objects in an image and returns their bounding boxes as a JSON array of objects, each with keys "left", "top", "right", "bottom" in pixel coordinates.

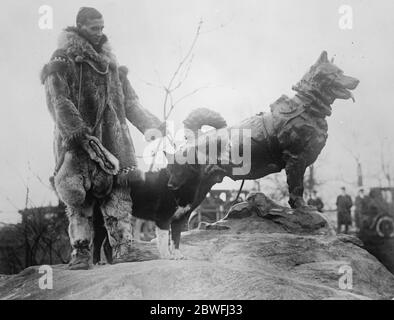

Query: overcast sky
[{"left": 1, "top": 0, "right": 393, "bottom": 222}]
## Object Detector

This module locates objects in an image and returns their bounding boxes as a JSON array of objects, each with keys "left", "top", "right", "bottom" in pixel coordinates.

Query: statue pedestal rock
[
  {"left": 201, "top": 192, "right": 330, "bottom": 235},
  {"left": 3, "top": 190, "right": 394, "bottom": 300}
]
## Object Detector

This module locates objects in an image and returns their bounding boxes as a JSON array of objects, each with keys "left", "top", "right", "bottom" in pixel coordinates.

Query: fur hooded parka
[{"left": 41, "top": 27, "right": 162, "bottom": 187}]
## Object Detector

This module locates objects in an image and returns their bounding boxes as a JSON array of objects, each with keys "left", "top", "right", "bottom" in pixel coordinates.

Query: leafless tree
[
  {"left": 334, "top": 128, "right": 366, "bottom": 188},
  {"left": 144, "top": 19, "right": 211, "bottom": 171},
  {"left": 379, "top": 137, "right": 393, "bottom": 188},
  {"left": 0, "top": 166, "right": 70, "bottom": 274}
]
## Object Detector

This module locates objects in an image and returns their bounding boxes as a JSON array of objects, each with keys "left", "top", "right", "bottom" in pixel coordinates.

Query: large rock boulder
[{"left": 0, "top": 193, "right": 393, "bottom": 300}]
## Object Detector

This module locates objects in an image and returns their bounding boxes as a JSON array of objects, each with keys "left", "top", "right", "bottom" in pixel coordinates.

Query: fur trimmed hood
[{"left": 57, "top": 26, "right": 118, "bottom": 72}]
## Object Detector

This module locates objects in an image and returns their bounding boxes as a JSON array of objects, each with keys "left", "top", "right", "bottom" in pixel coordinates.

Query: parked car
[{"left": 357, "top": 187, "right": 394, "bottom": 274}]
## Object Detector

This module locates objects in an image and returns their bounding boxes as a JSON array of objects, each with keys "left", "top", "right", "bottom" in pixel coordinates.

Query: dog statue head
[{"left": 292, "top": 51, "right": 359, "bottom": 117}]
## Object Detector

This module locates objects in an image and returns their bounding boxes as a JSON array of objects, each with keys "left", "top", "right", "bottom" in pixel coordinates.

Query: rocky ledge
[{"left": 1, "top": 192, "right": 393, "bottom": 300}]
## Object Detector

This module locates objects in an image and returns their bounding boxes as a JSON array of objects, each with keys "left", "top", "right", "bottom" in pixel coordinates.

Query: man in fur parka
[{"left": 41, "top": 7, "right": 164, "bottom": 270}]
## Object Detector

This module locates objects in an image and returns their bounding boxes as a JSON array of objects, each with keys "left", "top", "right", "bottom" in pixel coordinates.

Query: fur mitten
[{"left": 80, "top": 135, "right": 120, "bottom": 175}]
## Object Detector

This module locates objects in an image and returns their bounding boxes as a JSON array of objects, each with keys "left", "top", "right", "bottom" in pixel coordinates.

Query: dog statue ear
[{"left": 316, "top": 51, "right": 328, "bottom": 64}]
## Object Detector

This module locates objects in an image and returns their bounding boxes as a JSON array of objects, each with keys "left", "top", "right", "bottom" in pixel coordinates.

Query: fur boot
[{"left": 100, "top": 187, "right": 133, "bottom": 262}]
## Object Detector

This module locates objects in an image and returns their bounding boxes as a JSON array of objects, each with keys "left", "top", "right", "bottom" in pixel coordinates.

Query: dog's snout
[
  {"left": 349, "top": 78, "right": 360, "bottom": 90},
  {"left": 340, "top": 75, "right": 359, "bottom": 90}
]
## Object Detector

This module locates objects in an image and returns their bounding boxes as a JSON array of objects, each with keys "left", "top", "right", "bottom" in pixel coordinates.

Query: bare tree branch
[
  {"left": 171, "top": 54, "right": 195, "bottom": 93},
  {"left": 173, "top": 86, "right": 211, "bottom": 108},
  {"left": 27, "top": 161, "right": 52, "bottom": 191},
  {"left": 146, "top": 20, "right": 205, "bottom": 171},
  {"left": 165, "top": 19, "right": 203, "bottom": 101},
  {"left": 0, "top": 185, "right": 20, "bottom": 211}
]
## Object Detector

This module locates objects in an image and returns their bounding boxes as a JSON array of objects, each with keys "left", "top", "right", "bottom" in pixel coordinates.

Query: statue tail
[{"left": 183, "top": 108, "right": 227, "bottom": 135}]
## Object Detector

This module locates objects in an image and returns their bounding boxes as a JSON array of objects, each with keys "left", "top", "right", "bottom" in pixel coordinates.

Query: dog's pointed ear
[
  {"left": 213, "top": 174, "right": 225, "bottom": 183},
  {"left": 204, "top": 164, "right": 226, "bottom": 183},
  {"left": 316, "top": 51, "right": 328, "bottom": 64}
]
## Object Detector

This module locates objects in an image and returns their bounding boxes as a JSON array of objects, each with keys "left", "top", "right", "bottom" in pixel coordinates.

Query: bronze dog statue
[{"left": 166, "top": 51, "right": 359, "bottom": 209}]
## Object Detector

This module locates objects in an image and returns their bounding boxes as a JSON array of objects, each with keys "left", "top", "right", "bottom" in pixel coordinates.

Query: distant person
[
  {"left": 336, "top": 187, "right": 353, "bottom": 234},
  {"left": 307, "top": 190, "right": 324, "bottom": 212},
  {"left": 354, "top": 188, "right": 368, "bottom": 231}
]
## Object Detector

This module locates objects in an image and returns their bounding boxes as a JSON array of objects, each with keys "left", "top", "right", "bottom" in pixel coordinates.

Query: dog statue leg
[{"left": 284, "top": 154, "right": 308, "bottom": 209}]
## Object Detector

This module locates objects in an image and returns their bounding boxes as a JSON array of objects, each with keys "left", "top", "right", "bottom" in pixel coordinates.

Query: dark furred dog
[
  {"left": 166, "top": 51, "right": 360, "bottom": 209},
  {"left": 93, "top": 166, "right": 215, "bottom": 262},
  {"left": 92, "top": 109, "right": 227, "bottom": 263}
]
